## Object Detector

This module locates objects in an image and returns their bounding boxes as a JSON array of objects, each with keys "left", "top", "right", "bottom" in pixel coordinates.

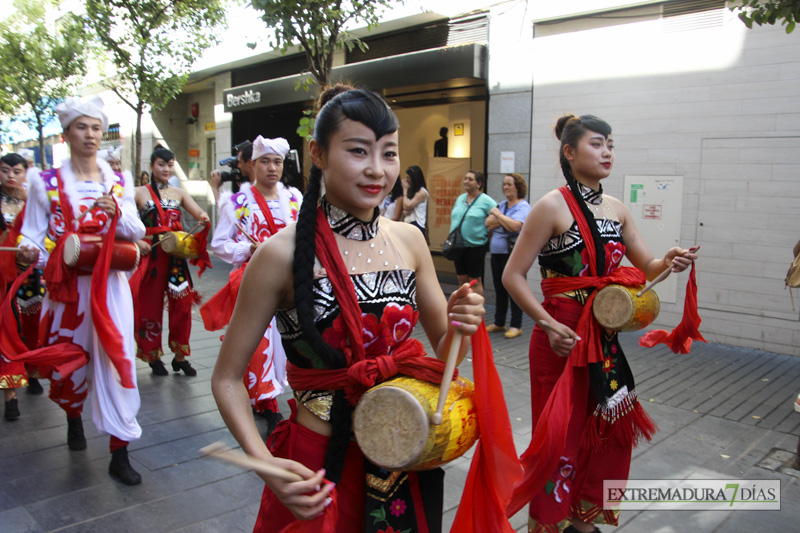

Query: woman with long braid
[
  {"left": 502, "top": 115, "right": 698, "bottom": 532},
  {"left": 211, "top": 86, "right": 485, "bottom": 532}
]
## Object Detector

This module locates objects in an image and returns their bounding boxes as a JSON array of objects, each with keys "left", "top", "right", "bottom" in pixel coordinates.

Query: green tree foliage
[
  {"left": 735, "top": 0, "right": 800, "bottom": 34},
  {"left": 251, "top": 0, "right": 396, "bottom": 90},
  {"left": 84, "top": 0, "right": 226, "bottom": 178},
  {"left": 251, "top": 0, "right": 397, "bottom": 141},
  {"left": 0, "top": 1, "right": 88, "bottom": 168}
]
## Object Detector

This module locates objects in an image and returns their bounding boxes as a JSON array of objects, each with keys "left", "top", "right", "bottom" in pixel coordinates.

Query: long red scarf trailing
[
  {"left": 0, "top": 203, "right": 24, "bottom": 300},
  {"left": 0, "top": 263, "right": 89, "bottom": 378}
]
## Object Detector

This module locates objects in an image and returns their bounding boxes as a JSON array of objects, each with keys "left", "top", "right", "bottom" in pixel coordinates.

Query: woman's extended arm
[
  {"left": 503, "top": 192, "right": 580, "bottom": 357},
  {"left": 211, "top": 228, "right": 332, "bottom": 519}
]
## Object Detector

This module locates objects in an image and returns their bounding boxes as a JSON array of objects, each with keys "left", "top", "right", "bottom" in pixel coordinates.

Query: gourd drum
[
  {"left": 159, "top": 231, "right": 200, "bottom": 259},
  {"left": 592, "top": 284, "right": 660, "bottom": 332},
  {"left": 353, "top": 375, "right": 479, "bottom": 472},
  {"left": 63, "top": 234, "right": 140, "bottom": 271}
]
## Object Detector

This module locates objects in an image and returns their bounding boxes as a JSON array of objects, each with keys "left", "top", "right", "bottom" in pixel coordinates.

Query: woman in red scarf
[
  {"left": 211, "top": 86, "right": 487, "bottom": 533},
  {"left": 502, "top": 115, "right": 698, "bottom": 533},
  {"left": 132, "top": 146, "right": 210, "bottom": 376}
]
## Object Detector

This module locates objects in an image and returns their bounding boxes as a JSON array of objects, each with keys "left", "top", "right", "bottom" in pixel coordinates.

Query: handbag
[{"left": 442, "top": 196, "right": 478, "bottom": 261}]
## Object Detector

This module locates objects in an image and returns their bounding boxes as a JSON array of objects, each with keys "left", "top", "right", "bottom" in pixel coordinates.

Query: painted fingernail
[
  {"left": 576, "top": 336, "right": 583, "bottom": 341},
  {"left": 315, "top": 484, "right": 321, "bottom": 492},
  {"left": 324, "top": 497, "right": 333, "bottom": 507},
  {"left": 451, "top": 320, "right": 463, "bottom": 327},
  {"left": 468, "top": 279, "right": 478, "bottom": 288}
]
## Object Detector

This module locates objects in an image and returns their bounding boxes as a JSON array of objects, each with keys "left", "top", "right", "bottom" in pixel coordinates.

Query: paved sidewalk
[{"left": 1, "top": 257, "right": 798, "bottom": 532}]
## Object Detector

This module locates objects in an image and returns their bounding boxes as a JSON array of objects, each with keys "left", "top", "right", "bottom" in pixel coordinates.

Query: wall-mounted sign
[
  {"left": 500, "top": 151, "right": 515, "bottom": 173},
  {"left": 188, "top": 149, "right": 200, "bottom": 158},
  {"left": 204, "top": 122, "right": 216, "bottom": 132},
  {"left": 225, "top": 89, "right": 262, "bottom": 111},
  {"left": 453, "top": 123, "right": 464, "bottom": 136}
]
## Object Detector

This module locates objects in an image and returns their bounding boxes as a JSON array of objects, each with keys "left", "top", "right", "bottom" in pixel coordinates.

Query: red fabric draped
[
  {"left": 250, "top": 187, "right": 279, "bottom": 236},
  {"left": 314, "top": 206, "right": 365, "bottom": 366},
  {"left": 200, "top": 264, "right": 245, "bottom": 331},
  {"left": 0, "top": 204, "right": 24, "bottom": 300},
  {"left": 189, "top": 223, "right": 212, "bottom": 277},
  {"left": 0, "top": 263, "right": 89, "bottom": 378},
  {"left": 89, "top": 211, "right": 135, "bottom": 388},
  {"left": 639, "top": 261, "right": 706, "bottom": 353},
  {"left": 451, "top": 323, "right": 524, "bottom": 533},
  {"left": 43, "top": 170, "right": 78, "bottom": 303},
  {"left": 277, "top": 487, "right": 339, "bottom": 533}
]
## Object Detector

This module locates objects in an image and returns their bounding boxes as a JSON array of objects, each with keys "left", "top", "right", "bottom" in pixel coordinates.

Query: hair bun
[
  {"left": 316, "top": 83, "right": 356, "bottom": 112},
  {"left": 554, "top": 114, "right": 577, "bottom": 140}
]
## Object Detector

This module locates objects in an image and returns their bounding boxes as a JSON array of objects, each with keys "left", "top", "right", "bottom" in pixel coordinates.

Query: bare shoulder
[
  {"left": 247, "top": 225, "right": 296, "bottom": 300},
  {"left": 603, "top": 195, "right": 631, "bottom": 222},
  {"left": 381, "top": 218, "right": 428, "bottom": 268}
]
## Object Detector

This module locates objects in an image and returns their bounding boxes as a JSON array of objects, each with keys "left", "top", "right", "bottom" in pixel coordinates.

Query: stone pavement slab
[{"left": 0, "top": 257, "right": 798, "bottom": 532}]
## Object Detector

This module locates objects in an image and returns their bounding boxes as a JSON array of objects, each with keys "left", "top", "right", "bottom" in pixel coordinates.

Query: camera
[
  {"left": 218, "top": 141, "right": 251, "bottom": 191},
  {"left": 282, "top": 149, "right": 305, "bottom": 192}
]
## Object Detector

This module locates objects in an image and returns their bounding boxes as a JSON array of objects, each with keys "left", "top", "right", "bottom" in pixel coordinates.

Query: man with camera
[{"left": 209, "top": 140, "right": 254, "bottom": 205}]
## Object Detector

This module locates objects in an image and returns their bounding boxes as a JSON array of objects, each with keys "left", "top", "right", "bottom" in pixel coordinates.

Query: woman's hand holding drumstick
[
  {"left": 432, "top": 279, "right": 482, "bottom": 425},
  {"left": 201, "top": 442, "right": 334, "bottom": 521},
  {"left": 638, "top": 246, "right": 700, "bottom": 297}
]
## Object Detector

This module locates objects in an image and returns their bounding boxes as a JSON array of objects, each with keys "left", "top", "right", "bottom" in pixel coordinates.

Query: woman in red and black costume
[
  {"left": 211, "top": 86, "right": 494, "bottom": 533},
  {"left": 502, "top": 115, "right": 698, "bottom": 533},
  {"left": 132, "top": 146, "right": 211, "bottom": 377},
  {"left": 0, "top": 152, "right": 46, "bottom": 421}
]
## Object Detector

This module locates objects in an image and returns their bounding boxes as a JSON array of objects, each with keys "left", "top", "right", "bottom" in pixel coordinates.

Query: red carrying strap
[{"left": 250, "top": 188, "right": 280, "bottom": 236}]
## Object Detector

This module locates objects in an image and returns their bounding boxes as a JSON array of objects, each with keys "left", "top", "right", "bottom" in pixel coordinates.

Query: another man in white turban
[
  {"left": 16, "top": 94, "right": 146, "bottom": 485},
  {"left": 206, "top": 136, "right": 302, "bottom": 437}
]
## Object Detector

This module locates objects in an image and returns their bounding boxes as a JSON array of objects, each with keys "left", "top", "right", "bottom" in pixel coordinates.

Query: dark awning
[{"left": 222, "top": 43, "right": 487, "bottom": 113}]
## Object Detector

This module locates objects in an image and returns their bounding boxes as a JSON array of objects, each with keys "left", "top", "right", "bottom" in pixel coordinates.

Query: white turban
[
  {"left": 102, "top": 146, "right": 122, "bottom": 162},
  {"left": 19, "top": 148, "right": 35, "bottom": 161},
  {"left": 56, "top": 95, "right": 109, "bottom": 131},
  {"left": 251, "top": 136, "right": 290, "bottom": 160}
]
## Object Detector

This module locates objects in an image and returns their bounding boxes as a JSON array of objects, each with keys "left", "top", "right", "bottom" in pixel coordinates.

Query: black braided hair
[
  {"left": 291, "top": 86, "right": 399, "bottom": 483},
  {"left": 555, "top": 114, "right": 612, "bottom": 276}
]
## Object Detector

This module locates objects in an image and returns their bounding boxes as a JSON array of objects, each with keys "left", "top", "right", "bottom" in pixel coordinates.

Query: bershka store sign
[{"left": 225, "top": 89, "right": 262, "bottom": 110}]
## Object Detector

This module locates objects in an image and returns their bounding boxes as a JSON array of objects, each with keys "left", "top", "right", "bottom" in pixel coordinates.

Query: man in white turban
[
  {"left": 102, "top": 146, "right": 124, "bottom": 173},
  {"left": 207, "top": 136, "right": 302, "bottom": 437},
  {"left": 16, "top": 94, "right": 146, "bottom": 485},
  {"left": 18, "top": 148, "right": 37, "bottom": 170}
]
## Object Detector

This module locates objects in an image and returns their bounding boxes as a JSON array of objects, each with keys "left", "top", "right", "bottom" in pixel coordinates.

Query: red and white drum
[{"left": 63, "top": 234, "right": 140, "bottom": 272}]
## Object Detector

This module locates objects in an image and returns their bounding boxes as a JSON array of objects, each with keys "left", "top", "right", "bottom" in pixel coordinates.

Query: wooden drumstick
[
  {"left": 234, "top": 222, "right": 259, "bottom": 245},
  {"left": 431, "top": 330, "right": 463, "bottom": 426},
  {"left": 538, "top": 320, "right": 572, "bottom": 339},
  {"left": 637, "top": 246, "right": 700, "bottom": 297},
  {"left": 182, "top": 221, "right": 205, "bottom": 240},
  {"left": 199, "top": 442, "right": 303, "bottom": 483},
  {"left": 0, "top": 247, "right": 21, "bottom": 252}
]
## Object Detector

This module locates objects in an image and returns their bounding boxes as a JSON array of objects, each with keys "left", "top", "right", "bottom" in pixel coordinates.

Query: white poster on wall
[
  {"left": 500, "top": 151, "right": 515, "bottom": 173},
  {"left": 623, "top": 175, "right": 684, "bottom": 304}
]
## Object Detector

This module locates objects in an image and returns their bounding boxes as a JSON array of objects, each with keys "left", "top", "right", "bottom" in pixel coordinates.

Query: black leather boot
[
  {"left": 27, "top": 378, "right": 44, "bottom": 394},
  {"left": 149, "top": 359, "right": 169, "bottom": 376},
  {"left": 109, "top": 446, "right": 142, "bottom": 485},
  {"left": 171, "top": 357, "right": 197, "bottom": 376},
  {"left": 67, "top": 416, "right": 87, "bottom": 450},
  {"left": 4, "top": 398, "right": 20, "bottom": 421}
]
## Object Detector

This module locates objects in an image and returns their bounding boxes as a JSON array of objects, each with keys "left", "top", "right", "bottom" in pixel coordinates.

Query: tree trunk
[
  {"left": 35, "top": 112, "right": 46, "bottom": 170},
  {"left": 134, "top": 104, "right": 143, "bottom": 184}
]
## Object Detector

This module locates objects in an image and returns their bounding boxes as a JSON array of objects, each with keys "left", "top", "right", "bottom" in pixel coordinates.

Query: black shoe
[
  {"left": 67, "top": 416, "right": 87, "bottom": 450},
  {"left": 109, "top": 447, "right": 142, "bottom": 486},
  {"left": 149, "top": 359, "right": 169, "bottom": 376},
  {"left": 264, "top": 410, "right": 284, "bottom": 439},
  {"left": 171, "top": 357, "right": 197, "bottom": 376},
  {"left": 4, "top": 398, "right": 20, "bottom": 421},
  {"left": 27, "top": 378, "right": 44, "bottom": 395},
  {"left": 563, "top": 527, "right": 602, "bottom": 533}
]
